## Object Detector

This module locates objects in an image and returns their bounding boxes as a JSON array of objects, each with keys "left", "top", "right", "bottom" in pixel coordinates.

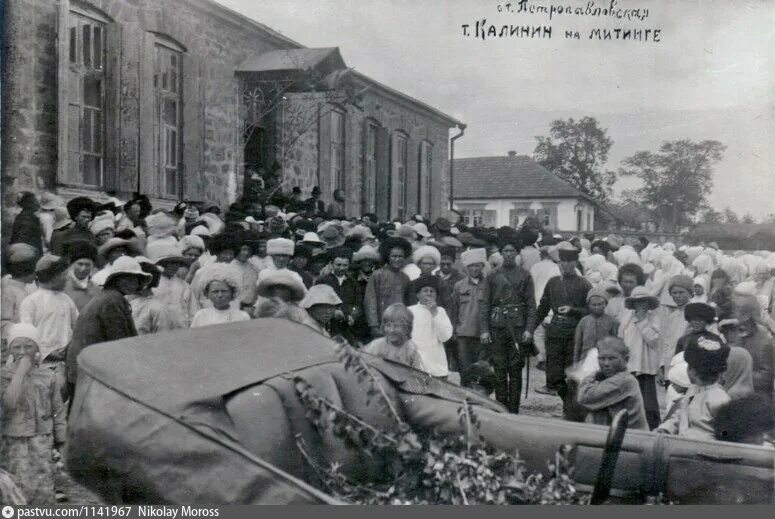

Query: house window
[
  {"left": 587, "top": 212, "right": 593, "bottom": 231},
  {"left": 363, "top": 121, "right": 378, "bottom": 212},
  {"left": 543, "top": 208, "right": 552, "bottom": 227},
  {"left": 153, "top": 42, "right": 183, "bottom": 198},
  {"left": 462, "top": 209, "right": 484, "bottom": 227},
  {"left": 330, "top": 109, "right": 346, "bottom": 192},
  {"left": 418, "top": 141, "right": 433, "bottom": 218},
  {"left": 393, "top": 132, "right": 408, "bottom": 219},
  {"left": 63, "top": 9, "right": 108, "bottom": 187}
]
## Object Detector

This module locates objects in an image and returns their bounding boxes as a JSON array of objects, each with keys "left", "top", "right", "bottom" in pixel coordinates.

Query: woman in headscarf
[
  {"left": 651, "top": 253, "right": 686, "bottom": 306},
  {"left": 690, "top": 275, "right": 710, "bottom": 303},
  {"left": 720, "top": 346, "right": 754, "bottom": 399}
]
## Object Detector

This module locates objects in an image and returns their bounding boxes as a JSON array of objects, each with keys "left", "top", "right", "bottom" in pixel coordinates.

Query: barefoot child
[
  {"left": 362, "top": 303, "right": 425, "bottom": 371},
  {"left": 577, "top": 336, "right": 649, "bottom": 430},
  {"left": 1, "top": 324, "right": 66, "bottom": 505}
]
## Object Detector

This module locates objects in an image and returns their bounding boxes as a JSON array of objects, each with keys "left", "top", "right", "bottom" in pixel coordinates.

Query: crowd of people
[{"left": 2, "top": 187, "right": 775, "bottom": 504}]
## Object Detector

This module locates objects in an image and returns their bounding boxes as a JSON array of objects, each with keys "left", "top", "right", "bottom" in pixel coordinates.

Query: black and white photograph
[{"left": 1, "top": 0, "right": 774, "bottom": 507}]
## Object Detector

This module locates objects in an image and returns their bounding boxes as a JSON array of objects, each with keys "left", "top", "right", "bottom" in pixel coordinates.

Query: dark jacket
[
  {"left": 533, "top": 273, "right": 591, "bottom": 338},
  {"left": 51, "top": 225, "right": 95, "bottom": 256},
  {"left": 480, "top": 265, "right": 537, "bottom": 334},
  {"left": 316, "top": 273, "right": 361, "bottom": 314},
  {"left": 66, "top": 288, "right": 137, "bottom": 386},
  {"left": 10, "top": 208, "right": 43, "bottom": 252}
]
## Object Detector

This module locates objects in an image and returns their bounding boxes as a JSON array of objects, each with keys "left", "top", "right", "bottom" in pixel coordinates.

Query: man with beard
[
  {"left": 479, "top": 238, "right": 537, "bottom": 413},
  {"left": 531, "top": 242, "right": 591, "bottom": 421}
]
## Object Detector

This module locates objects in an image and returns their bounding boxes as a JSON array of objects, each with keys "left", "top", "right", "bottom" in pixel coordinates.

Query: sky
[{"left": 217, "top": 0, "right": 775, "bottom": 219}]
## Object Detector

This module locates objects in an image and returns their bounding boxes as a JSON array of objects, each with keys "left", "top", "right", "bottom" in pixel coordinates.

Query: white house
[{"left": 452, "top": 152, "right": 597, "bottom": 232}]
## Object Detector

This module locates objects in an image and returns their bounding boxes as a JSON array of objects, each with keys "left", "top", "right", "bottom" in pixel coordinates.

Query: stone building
[
  {"left": 452, "top": 152, "right": 598, "bottom": 232},
  {"left": 2, "top": 0, "right": 462, "bottom": 231}
]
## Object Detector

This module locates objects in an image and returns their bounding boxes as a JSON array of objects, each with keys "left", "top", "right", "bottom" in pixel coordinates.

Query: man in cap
[
  {"left": 66, "top": 256, "right": 150, "bottom": 400},
  {"left": 19, "top": 255, "right": 79, "bottom": 365},
  {"left": 62, "top": 240, "right": 100, "bottom": 312},
  {"left": 1, "top": 243, "right": 39, "bottom": 336},
  {"left": 50, "top": 197, "right": 97, "bottom": 255},
  {"left": 530, "top": 242, "right": 592, "bottom": 421},
  {"left": 451, "top": 248, "right": 488, "bottom": 387},
  {"left": 480, "top": 237, "right": 537, "bottom": 413},
  {"left": 364, "top": 237, "right": 412, "bottom": 338},
  {"left": 253, "top": 238, "right": 307, "bottom": 314}
]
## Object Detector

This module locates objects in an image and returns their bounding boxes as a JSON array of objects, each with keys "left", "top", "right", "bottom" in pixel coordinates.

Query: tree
[
  {"left": 618, "top": 140, "right": 726, "bottom": 232},
  {"left": 533, "top": 116, "right": 616, "bottom": 202},
  {"left": 741, "top": 213, "right": 756, "bottom": 224},
  {"left": 699, "top": 208, "right": 723, "bottom": 224},
  {"left": 723, "top": 207, "right": 739, "bottom": 224}
]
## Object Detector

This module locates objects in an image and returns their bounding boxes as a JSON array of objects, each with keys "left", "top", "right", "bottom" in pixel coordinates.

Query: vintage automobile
[{"left": 66, "top": 318, "right": 775, "bottom": 504}]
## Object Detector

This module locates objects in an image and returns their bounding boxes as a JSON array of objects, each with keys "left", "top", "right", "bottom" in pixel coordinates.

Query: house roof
[
  {"left": 237, "top": 48, "right": 346, "bottom": 73},
  {"left": 453, "top": 155, "right": 589, "bottom": 200}
]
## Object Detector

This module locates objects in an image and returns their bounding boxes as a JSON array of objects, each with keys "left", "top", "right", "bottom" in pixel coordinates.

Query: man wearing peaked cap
[
  {"left": 62, "top": 240, "right": 100, "bottom": 311},
  {"left": 529, "top": 240, "right": 591, "bottom": 421}
]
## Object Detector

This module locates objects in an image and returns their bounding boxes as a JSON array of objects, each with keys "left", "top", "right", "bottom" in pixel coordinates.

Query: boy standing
[
  {"left": 451, "top": 248, "right": 488, "bottom": 386},
  {"left": 577, "top": 336, "right": 649, "bottom": 430},
  {"left": 573, "top": 285, "right": 619, "bottom": 363}
]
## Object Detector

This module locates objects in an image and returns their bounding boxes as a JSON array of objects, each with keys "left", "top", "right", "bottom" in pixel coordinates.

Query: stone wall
[
  {"left": 278, "top": 86, "right": 453, "bottom": 219},
  {"left": 2, "top": 0, "right": 296, "bottom": 217}
]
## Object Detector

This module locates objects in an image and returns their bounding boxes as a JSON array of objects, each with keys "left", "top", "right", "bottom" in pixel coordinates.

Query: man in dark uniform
[
  {"left": 530, "top": 242, "right": 591, "bottom": 421},
  {"left": 50, "top": 197, "right": 97, "bottom": 255},
  {"left": 479, "top": 238, "right": 536, "bottom": 413}
]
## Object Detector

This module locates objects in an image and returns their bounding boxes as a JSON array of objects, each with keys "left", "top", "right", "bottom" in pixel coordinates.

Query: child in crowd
[
  {"left": 408, "top": 275, "right": 453, "bottom": 379},
  {"left": 714, "top": 394, "right": 774, "bottom": 445},
  {"left": 190, "top": 264, "right": 250, "bottom": 327},
  {"left": 691, "top": 276, "right": 710, "bottom": 303},
  {"left": 577, "top": 337, "right": 649, "bottom": 430},
  {"left": 362, "top": 303, "right": 425, "bottom": 371},
  {"left": 656, "top": 332, "right": 731, "bottom": 440},
  {"left": 573, "top": 285, "right": 619, "bottom": 363},
  {"left": 1, "top": 324, "right": 66, "bottom": 505},
  {"left": 674, "top": 302, "right": 718, "bottom": 356},
  {"left": 618, "top": 286, "right": 662, "bottom": 430}
]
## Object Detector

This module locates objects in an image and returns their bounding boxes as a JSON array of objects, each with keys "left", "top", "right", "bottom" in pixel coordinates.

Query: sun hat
[
  {"left": 267, "top": 238, "right": 295, "bottom": 256},
  {"left": 7, "top": 243, "right": 39, "bottom": 264},
  {"left": 196, "top": 263, "right": 243, "bottom": 298},
  {"left": 98, "top": 237, "right": 142, "bottom": 261},
  {"left": 412, "top": 245, "right": 441, "bottom": 266},
  {"left": 300, "top": 284, "right": 342, "bottom": 309},
  {"left": 434, "top": 217, "right": 452, "bottom": 233},
  {"left": 39, "top": 192, "right": 63, "bottom": 211},
  {"left": 145, "top": 212, "right": 178, "bottom": 238},
  {"left": 89, "top": 214, "right": 116, "bottom": 236},
  {"left": 191, "top": 225, "right": 212, "bottom": 237},
  {"left": 256, "top": 269, "right": 307, "bottom": 302},
  {"left": 397, "top": 224, "right": 418, "bottom": 241},
  {"left": 624, "top": 286, "right": 660, "bottom": 310},
  {"left": 352, "top": 245, "right": 380, "bottom": 263},
  {"left": 35, "top": 254, "right": 70, "bottom": 282},
  {"left": 301, "top": 232, "right": 324, "bottom": 246},
  {"left": 413, "top": 223, "right": 432, "bottom": 238},
  {"left": 346, "top": 224, "right": 375, "bottom": 241},
  {"left": 461, "top": 248, "right": 487, "bottom": 267},
  {"left": 146, "top": 238, "right": 186, "bottom": 264},
  {"left": 103, "top": 256, "right": 152, "bottom": 286},
  {"left": 320, "top": 226, "right": 346, "bottom": 249},
  {"left": 440, "top": 236, "right": 463, "bottom": 249}
]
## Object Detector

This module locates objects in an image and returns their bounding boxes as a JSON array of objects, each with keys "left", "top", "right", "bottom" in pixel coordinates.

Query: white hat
[
  {"left": 301, "top": 232, "right": 324, "bottom": 245},
  {"left": 191, "top": 225, "right": 212, "bottom": 237},
  {"left": 179, "top": 235, "right": 206, "bottom": 253},
  {"left": 353, "top": 245, "right": 380, "bottom": 263},
  {"left": 300, "top": 284, "right": 342, "bottom": 309},
  {"left": 412, "top": 245, "right": 441, "bottom": 266},
  {"left": 461, "top": 248, "right": 487, "bottom": 267},
  {"left": 667, "top": 352, "right": 690, "bottom": 389},
  {"left": 145, "top": 212, "right": 178, "bottom": 238},
  {"left": 256, "top": 269, "right": 307, "bottom": 302},
  {"left": 6, "top": 323, "right": 41, "bottom": 347},
  {"left": 413, "top": 222, "right": 432, "bottom": 238},
  {"left": 146, "top": 237, "right": 186, "bottom": 264},
  {"left": 104, "top": 256, "right": 152, "bottom": 286},
  {"left": 89, "top": 214, "right": 116, "bottom": 236},
  {"left": 196, "top": 263, "right": 243, "bottom": 298},
  {"left": 346, "top": 225, "right": 375, "bottom": 240},
  {"left": 267, "top": 238, "right": 295, "bottom": 256}
]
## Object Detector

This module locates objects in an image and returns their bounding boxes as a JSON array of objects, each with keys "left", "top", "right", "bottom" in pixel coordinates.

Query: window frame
[
  {"left": 152, "top": 39, "right": 184, "bottom": 199},
  {"left": 330, "top": 108, "right": 346, "bottom": 193},
  {"left": 392, "top": 131, "right": 409, "bottom": 220},
  {"left": 418, "top": 140, "right": 433, "bottom": 218},
  {"left": 363, "top": 119, "right": 379, "bottom": 214},
  {"left": 61, "top": 5, "right": 110, "bottom": 189}
]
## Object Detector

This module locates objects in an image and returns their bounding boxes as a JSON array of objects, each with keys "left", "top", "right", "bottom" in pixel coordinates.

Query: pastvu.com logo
[{"left": 2, "top": 505, "right": 15, "bottom": 518}]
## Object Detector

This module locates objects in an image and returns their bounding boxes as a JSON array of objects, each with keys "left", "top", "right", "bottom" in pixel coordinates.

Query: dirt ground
[{"left": 59, "top": 363, "right": 663, "bottom": 504}]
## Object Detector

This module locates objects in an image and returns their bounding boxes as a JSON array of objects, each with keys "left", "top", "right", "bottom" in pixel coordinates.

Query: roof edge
[
  {"left": 350, "top": 71, "right": 464, "bottom": 127},
  {"left": 194, "top": 0, "right": 305, "bottom": 49}
]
